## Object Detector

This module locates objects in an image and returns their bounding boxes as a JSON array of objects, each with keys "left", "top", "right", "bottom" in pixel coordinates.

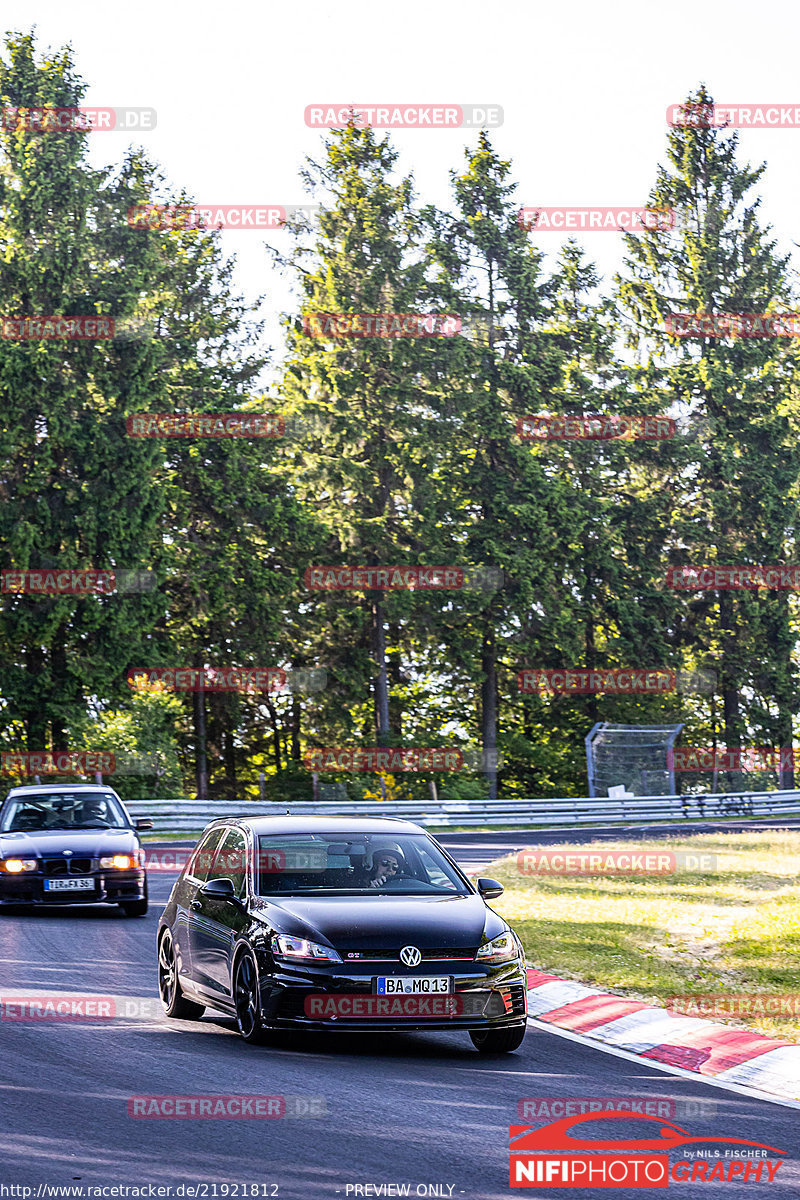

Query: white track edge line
[{"left": 525, "top": 1012, "right": 800, "bottom": 1112}]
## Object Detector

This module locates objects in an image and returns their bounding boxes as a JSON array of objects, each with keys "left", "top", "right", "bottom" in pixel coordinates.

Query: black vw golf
[
  {"left": 157, "top": 816, "right": 528, "bottom": 1053},
  {"left": 0, "top": 784, "right": 151, "bottom": 915}
]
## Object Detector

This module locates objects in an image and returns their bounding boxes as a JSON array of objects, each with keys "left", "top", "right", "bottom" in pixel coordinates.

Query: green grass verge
[{"left": 487, "top": 830, "right": 800, "bottom": 1043}]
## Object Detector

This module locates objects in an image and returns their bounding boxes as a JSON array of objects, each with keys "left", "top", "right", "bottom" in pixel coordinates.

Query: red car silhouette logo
[{"left": 510, "top": 1110, "right": 785, "bottom": 1155}]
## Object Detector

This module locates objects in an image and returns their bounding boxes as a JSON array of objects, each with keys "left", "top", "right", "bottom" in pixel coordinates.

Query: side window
[
  {"left": 188, "top": 828, "right": 225, "bottom": 883},
  {"left": 207, "top": 828, "right": 248, "bottom": 897}
]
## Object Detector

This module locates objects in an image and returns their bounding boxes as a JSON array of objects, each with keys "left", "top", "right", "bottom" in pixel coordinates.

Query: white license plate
[
  {"left": 44, "top": 878, "right": 95, "bottom": 892},
  {"left": 376, "top": 976, "right": 452, "bottom": 995}
]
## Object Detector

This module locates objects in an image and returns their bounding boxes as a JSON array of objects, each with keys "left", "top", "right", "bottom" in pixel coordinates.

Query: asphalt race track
[{"left": 2, "top": 859, "right": 799, "bottom": 1199}]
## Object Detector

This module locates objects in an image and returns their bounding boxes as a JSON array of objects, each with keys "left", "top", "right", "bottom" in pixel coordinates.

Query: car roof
[
  {"left": 3, "top": 784, "right": 122, "bottom": 797},
  {"left": 201, "top": 815, "right": 429, "bottom": 836}
]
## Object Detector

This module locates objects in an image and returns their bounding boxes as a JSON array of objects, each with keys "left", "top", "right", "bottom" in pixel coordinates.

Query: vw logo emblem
[{"left": 400, "top": 945, "right": 421, "bottom": 967}]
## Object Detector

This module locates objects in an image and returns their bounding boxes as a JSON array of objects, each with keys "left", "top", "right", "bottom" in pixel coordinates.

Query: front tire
[
  {"left": 470, "top": 1024, "right": 527, "bottom": 1054},
  {"left": 158, "top": 929, "right": 205, "bottom": 1019},
  {"left": 234, "top": 951, "right": 266, "bottom": 1044}
]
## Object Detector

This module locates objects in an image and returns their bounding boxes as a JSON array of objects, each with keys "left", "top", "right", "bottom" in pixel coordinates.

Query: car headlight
[
  {"left": 1, "top": 858, "right": 38, "bottom": 873},
  {"left": 272, "top": 935, "right": 342, "bottom": 963},
  {"left": 475, "top": 932, "right": 519, "bottom": 963},
  {"left": 99, "top": 854, "right": 137, "bottom": 870}
]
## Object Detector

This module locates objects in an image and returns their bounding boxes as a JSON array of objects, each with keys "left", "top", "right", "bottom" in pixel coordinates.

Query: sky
[{"left": 10, "top": 0, "right": 800, "bottom": 384}]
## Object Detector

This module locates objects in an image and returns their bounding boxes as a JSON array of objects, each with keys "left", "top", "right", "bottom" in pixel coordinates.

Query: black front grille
[
  {"left": 275, "top": 986, "right": 483, "bottom": 1022},
  {"left": 42, "top": 857, "right": 93, "bottom": 876}
]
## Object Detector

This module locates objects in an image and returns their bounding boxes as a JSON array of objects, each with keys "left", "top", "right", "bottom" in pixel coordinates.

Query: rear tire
[
  {"left": 158, "top": 929, "right": 205, "bottom": 1019},
  {"left": 470, "top": 1024, "right": 527, "bottom": 1054},
  {"left": 234, "top": 951, "right": 266, "bottom": 1044}
]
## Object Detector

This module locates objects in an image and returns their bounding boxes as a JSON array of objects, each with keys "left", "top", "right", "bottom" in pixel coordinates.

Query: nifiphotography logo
[{"left": 509, "top": 1111, "right": 786, "bottom": 1188}]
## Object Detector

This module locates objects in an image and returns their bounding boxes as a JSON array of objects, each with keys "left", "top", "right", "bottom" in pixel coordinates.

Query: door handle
[{"left": 190, "top": 899, "right": 202, "bottom": 911}]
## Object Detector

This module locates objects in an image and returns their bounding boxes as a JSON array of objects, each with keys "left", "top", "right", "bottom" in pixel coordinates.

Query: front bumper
[
  {"left": 255, "top": 956, "right": 528, "bottom": 1033},
  {"left": 0, "top": 869, "right": 147, "bottom": 906}
]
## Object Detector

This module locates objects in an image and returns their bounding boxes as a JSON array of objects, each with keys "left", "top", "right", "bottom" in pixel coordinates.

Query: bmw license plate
[
  {"left": 376, "top": 976, "right": 452, "bottom": 995},
  {"left": 44, "top": 878, "right": 95, "bottom": 892}
]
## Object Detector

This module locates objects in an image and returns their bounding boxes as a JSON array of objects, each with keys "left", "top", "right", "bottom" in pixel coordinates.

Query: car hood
[
  {"left": 252, "top": 892, "right": 506, "bottom": 951},
  {"left": 0, "top": 828, "right": 139, "bottom": 858}
]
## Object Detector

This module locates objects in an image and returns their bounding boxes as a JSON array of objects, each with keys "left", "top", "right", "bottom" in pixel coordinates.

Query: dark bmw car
[
  {"left": 0, "top": 784, "right": 152, "bottom": 915},
  {"left": 157, "top": 816, "right": 528, "bottom": 1053}
]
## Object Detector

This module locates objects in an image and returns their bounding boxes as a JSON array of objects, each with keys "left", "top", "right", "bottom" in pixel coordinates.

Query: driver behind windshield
[
  {"left": 365, "top": 844, "right": 407, "bottom": 888},
  {"left": 77, "top": 796, "right": 109, "bottom": 825}
]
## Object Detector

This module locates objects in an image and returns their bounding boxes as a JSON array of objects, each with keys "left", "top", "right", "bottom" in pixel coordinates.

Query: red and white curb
[{"left": 525, "top": 968, "right": 800, "bottom": 1105}]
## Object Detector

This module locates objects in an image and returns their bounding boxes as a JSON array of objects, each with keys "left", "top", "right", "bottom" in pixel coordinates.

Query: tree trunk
[
  {"left": 481, "top": 621, "right": 498, "bottom": 799},
  {"left": 719, "top": 591, "right": 741, "bottom": 790},
  {"left": 265, "top": 696, "right": 282, "bottom": 772},
  {"left": 767, "top": 590, "right": 795, "bottom": 789},
  {"left": 290, "top": 694, "right": 301, "bottom": 762},
  {"left": 193, "top": 682, "right": 208, "bottom": 800},
  {"left": 26, "top": 646, "right": 48, "bottom": 751},
  {"left": 371, "top": 592, "right": 390, "bottom": 745},
  {"left": 223, "top": 727, "right": 237, "bottom": 800},
  {"left": 388, "top": 622, "right": 403, "bottom": 740}
]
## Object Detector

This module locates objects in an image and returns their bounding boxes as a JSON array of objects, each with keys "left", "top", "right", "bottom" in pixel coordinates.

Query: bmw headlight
[
  {"left": 99, "top": 854, "right": 137, "bottom": 869},
  {"left": 272, "top": 935, "right": 342, "bottom": 963},
  {"left": 1, "top": 858, "right": 38, "bottom": 873},
  {"left": 475, "top": 932, "right": 519, "bottom": 963}
]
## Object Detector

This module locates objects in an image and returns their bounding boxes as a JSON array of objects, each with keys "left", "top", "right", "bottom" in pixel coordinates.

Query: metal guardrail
[{"left": 127, "top": 790, "right": 800, "bottom": 835}]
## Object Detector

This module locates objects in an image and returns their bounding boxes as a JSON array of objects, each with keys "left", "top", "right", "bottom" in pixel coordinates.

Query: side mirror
[
  {"left": 477, "top": 877, "right": 504, "bottom": 900},
  {"left": 135, "top": 818, "right": 154, "bottom": 831},
  {"left": 200, "top": 876, "right": 241, "bottom": 904}
]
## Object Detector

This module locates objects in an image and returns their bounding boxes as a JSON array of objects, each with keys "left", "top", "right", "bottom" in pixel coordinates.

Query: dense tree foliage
[{"left": 1, "top": 47, "right": 798, "bottom": 799}]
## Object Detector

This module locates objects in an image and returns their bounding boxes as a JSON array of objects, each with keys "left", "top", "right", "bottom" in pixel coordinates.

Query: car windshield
[
  {"left": 0, "top": 792, "right": 128, "bottom": 832},
  {"left": 256, "top": 832, "right": 470, "bottom": 896}
]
